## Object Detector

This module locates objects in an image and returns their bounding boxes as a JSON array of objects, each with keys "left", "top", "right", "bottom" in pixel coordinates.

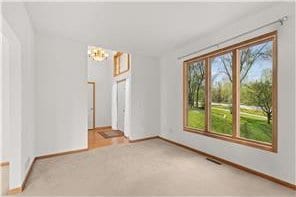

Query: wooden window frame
[
  {"left": 113, "top": 52, "right": 130, "bottom": 77},
  {"left": 183, "top": 31, "right": 277, "bottom": 152}
]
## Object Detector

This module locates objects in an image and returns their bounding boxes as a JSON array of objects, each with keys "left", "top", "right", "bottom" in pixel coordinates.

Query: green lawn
[
  {"left": 188, "top": 106, "right": 272, "bottom": 143},
  {"left": 210, "top": 107, "right": 232, "bottom": 135},
  {"left": 188, "top": 110, "right": 205, "bottom": 129}
]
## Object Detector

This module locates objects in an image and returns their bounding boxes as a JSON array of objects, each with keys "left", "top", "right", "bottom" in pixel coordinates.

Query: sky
[{"left": 211, "top": 41, "right": 272, "bottom": 86}]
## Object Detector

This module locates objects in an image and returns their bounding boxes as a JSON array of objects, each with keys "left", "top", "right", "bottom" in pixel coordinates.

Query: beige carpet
[{"left": 19, "top": 139, "right": 295, "bottom": 196}]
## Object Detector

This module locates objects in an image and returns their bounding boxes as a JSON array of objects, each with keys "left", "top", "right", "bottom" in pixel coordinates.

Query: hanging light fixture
[{"left": 88, "top": 47, "right": 109, "bottom": 61}]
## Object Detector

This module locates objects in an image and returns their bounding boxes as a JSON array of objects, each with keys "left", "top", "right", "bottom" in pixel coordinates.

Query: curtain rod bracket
[{"left": 279, "top": 16, "right": 288, "bottom": 25}]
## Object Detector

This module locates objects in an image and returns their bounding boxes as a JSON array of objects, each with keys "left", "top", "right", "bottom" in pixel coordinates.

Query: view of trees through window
[
  {"left": 184, "top": 32, "right": 276, "bottom": 148},
  {"left": 210, "top": 53, "right": 233, "bottom": 135},
  {"left": 187, "top": 60, "right": 206, "bottom": 130},
  {"left": 239, "top": 41, "right": 273, "bottom": 143}
]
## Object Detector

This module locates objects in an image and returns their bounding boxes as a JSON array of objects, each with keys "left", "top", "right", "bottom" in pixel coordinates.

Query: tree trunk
[
  {"left": 189, "top": 96, "right": 194, "bottom": 109},
  {"left": 196, "top": 87, "right": 200, "bottom": 108},
  {"left": 267, "top": 112, "right": 272, "bottom": 124}
]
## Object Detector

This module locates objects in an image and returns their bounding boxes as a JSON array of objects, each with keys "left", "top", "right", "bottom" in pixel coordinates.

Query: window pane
[
  {"left": 187, "top": 60, "right": 206, "bottom": 130},
  {"left": 239, "top": 41, "right": 273, "bottom": 143},
  {"left": 210, "top": 52, "right": 233, "bottom": 135}
]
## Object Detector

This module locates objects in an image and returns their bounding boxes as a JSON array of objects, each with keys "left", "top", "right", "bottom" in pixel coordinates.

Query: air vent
[{"left": 206, "top": 157, "right": 222, "bottom": 165}]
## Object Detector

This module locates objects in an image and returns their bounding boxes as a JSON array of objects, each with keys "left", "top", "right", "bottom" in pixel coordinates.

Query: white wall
[
  {"left": 160, "top": 3, "right": 295, "bottom": 184},
  {"left": 130, "top": 54, "right": 160, "bottom": 140},
  {"left": 0, "top": 28, "right": 10, "bottom": 163},
  {"left": 2, "top": 2, "right": 36, "bottom": 188},
  {"left": 1, "top": 18, "right": 22, "bottom": 190},
  {"left": 35, "top": 32, "right": 88, "bottom": 156},
  {"left": 88, "top": 50, "right": 113, "bottom": 127}
]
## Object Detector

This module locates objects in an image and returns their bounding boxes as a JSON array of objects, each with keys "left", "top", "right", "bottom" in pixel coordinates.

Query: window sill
[{"left": 183, "top": 127, "right": 276, "bottom": 153}]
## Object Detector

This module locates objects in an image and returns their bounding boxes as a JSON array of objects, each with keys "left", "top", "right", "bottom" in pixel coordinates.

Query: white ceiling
[{"left": 25, "top": 2, "right": 276, "bottom": 57}]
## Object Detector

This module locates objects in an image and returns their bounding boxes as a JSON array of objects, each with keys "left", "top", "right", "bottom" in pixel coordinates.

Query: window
[
  {"left": 183, "top": 31, "right": 277, "bottom": 152},
  {"left": 114, "top": 52, "right": 130, "bottom": 76},
  {"left": 239, "top": 41, "right": 273, "bottom": 143},
  {"left": 185, "top": 60, "right": 206, "bottom": 131},
  {"left": 210, "top": 52, "right": 233, "bottom": 135}
]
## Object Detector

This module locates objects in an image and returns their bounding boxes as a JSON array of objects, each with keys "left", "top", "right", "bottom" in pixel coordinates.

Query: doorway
[
  {"left": 117, "top": 79, "right": 126, "bottom": 132},
  {"left": 87, "top": 47, "right": 131, "bottom": 149},
  {"left": 88, "top": 82, "right": 95, "bottom": 130}
]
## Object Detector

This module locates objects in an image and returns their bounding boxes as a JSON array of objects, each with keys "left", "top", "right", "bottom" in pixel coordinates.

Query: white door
[
  {"left": 88, "top": 83, "right": 94, "bottom": 129},
  {"left": 117, "top": 80, "right": 126, "bottom": 132}
]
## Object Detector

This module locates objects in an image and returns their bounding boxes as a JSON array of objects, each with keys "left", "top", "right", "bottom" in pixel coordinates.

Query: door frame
[
  {"left": 116, "top": 79, "right": 126, "bottom": 132},
  {"left": 88, "top": 82, "right": 95, "bottom": 130}
]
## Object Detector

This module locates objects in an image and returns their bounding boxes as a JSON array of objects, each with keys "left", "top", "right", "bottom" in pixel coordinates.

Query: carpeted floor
[{"left": 20, "top": 139, "right": 295, "bottom": 196}]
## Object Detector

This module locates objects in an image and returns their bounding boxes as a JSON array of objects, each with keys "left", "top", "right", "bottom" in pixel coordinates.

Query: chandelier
[{"left": 88, "top": 47, "right": 109, "bottom": 61}]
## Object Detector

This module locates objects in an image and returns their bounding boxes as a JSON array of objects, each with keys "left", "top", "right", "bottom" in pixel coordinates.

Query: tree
[
  {"left": 195, "top": 63, "right": 205, "bottom": 108},
  {"left": 240, "top": 43, "right": 271, "bottom": 83},
  {"left": 187, "top": 61, "right": 205, "bottom": 109},
  {"left": 246, "top": 69, "right": 272, "bottom": 124},
  {"left": 213, "top": 82, "right": 223, "bottom": 103},
  {"left": 188, "top": 66, "right": 196, "bottom": 108},
  {"left": 220, "top": 42, "right": 272, "bottom": 83}
]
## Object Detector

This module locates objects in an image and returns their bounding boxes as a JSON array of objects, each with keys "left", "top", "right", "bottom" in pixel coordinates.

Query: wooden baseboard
[
  {"left": 158, "top": 136, "right": 296, "bottom": 190},
  {"left": 128, "top": 136, "right": 159, "bottom": 143},
  {"left": 7, "top": 187, "right": 22, "bottom": 195},
  {"left": 89, "top": 126, "right": 112, "bottom": 131},
  {"left": 36, "top": 148, "right": 88, "bottom": 160},
  {"left": 97, "top": 126, "right": 112, "bottom": 129},
  {"left": 21, "top": 158, "right": 36, "bottom": 190},
  {"left": 7, "top": 158, "right": 36, "bottom": 194},
  {"left": 0, "top": 161, "right": 9, "bottom": 167},
  {"left": 88, "top": 126, "right": 111, "bottom": 131}
]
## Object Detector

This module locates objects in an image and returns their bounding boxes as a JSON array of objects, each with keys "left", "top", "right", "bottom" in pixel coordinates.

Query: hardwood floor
[{"left": 88, "top": 128, "right": 129, "bottom": 149}]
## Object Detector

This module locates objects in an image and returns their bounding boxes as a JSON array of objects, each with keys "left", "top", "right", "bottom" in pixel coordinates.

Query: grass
[
  {"left": 188, "top": 110, "right": 205, "bottom": 129},
  {"left": 188, "top": 105, "right": 272, "bottom": 143},
  {"left": 210, "top": 107, "right": 232, "bottom": 135}
]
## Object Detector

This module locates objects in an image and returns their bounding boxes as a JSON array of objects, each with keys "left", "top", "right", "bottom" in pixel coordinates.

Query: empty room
[{"left": 0, "top": 1, "right": 295, "bottom": 196}]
